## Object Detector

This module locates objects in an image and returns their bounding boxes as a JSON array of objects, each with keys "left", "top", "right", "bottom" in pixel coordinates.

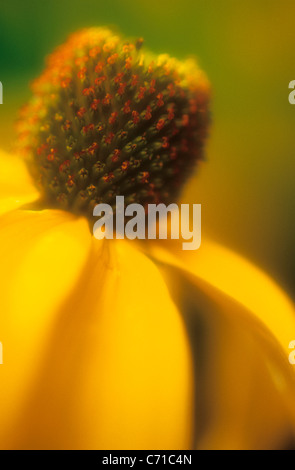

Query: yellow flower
[{"left": 0, "top": 28, "right": 294, "bottom": 451}]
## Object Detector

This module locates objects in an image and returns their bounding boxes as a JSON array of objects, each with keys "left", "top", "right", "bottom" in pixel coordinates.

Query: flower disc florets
[{"left": 17, "top": 28, "right": 210, "bottom": 219}]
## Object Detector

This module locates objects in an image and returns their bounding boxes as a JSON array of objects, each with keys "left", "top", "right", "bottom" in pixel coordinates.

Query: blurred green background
[{"left": 0, "top": 0, "right": 294, "bottom": 297}]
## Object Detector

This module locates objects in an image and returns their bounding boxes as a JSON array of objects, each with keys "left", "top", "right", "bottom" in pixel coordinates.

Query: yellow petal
[
  {"left": 0, "top": 212, "right": 193, "bottom": 449},
  {"left": 157, "top": 264, "right": 294, "bottom": 449},
  {"left": 148, "top": 238, "right": 295, "bottom": 362},
  {"left": 0, "top": 150, "right": 38, "bottom": 214},
  {"left": 147, "top": 238, "right": 295, "bottom": 448},
  {"left": 0, "top": 209, "right": 92, "bottom": 436}
]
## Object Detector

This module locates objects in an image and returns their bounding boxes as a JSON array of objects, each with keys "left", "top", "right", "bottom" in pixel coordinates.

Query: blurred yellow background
[{"left": 0, "top": 0, "right": 294, "bottom": 296}]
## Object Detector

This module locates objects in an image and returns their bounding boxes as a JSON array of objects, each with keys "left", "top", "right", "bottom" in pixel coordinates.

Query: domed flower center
[{"left": 17, "top": 28, "right": 210, "bottom": 220}]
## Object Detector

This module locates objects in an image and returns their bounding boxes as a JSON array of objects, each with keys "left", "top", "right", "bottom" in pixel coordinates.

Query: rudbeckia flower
[{"left": 0, "top": 27, "right": 294, "bottom": 450}]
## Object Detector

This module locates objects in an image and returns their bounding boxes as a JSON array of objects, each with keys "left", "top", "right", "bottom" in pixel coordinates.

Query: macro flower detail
[
  {"left": 0, "top": 26, "right": 294, "bottom": 451},
  {"left": 17, "top": 28, "right": 210, "bottom": 219}
]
